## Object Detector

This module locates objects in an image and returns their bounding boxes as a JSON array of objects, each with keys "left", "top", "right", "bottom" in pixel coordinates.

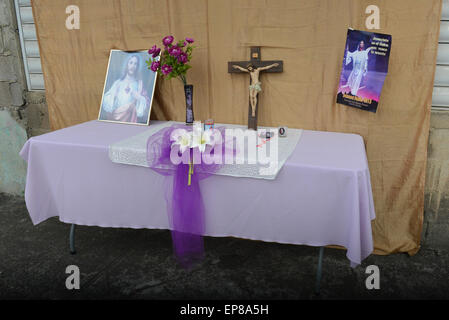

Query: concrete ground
[{"left": 0, "top": 193, "right": 448, "bottom": 300}]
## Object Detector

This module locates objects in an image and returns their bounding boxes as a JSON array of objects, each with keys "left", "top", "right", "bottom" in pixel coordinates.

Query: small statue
[{"left": 232, "top": 63, "right": 279, "bottom": 117}]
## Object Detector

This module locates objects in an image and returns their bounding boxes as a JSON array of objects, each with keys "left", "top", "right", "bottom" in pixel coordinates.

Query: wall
[
  {"left": 0, "top": 0, "right": 27, "bottom": 195},
  {"left": 0, "top": 0, "right": 49, "bottom": 195},
  {"left": 424, "top": 110, "right": 449, "bottom": 250},
  {"left": 24, "top": 91, "right": 49, "bottom": 137}
]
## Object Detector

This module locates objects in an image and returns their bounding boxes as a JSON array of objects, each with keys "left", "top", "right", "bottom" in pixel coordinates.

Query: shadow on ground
[{"left": 0, "top": 193, "right": 448, "bottom": 299}]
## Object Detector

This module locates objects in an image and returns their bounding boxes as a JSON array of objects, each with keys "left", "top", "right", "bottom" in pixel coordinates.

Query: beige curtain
[{"left": 32, "top": 0, "right": 442, "bottom": 256}]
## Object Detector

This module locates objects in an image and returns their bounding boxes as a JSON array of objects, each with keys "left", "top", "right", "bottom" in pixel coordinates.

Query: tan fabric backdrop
[{"left": 32, "top": 0, "right": 442, "bottom": 256}]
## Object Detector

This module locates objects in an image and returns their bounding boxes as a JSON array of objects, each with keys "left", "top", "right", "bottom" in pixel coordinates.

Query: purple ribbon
[{"left": 146, "top": 125, "right": 231, "bottom": 268}]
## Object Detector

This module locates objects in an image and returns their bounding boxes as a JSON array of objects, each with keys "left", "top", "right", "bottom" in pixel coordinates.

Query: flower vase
[{"left": 184, "top": 84, "right": 194, "bottom": 125}]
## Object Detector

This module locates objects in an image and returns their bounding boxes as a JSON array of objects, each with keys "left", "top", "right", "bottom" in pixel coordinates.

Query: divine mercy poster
[{"left": 336, "top": 29, "right": 392, "bottom": 113}]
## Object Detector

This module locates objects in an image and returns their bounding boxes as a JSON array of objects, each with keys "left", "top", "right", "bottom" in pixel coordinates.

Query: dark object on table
[
  {"left": 185, "top": 84, "right": 194, "bottom": 124},
  {"left": 278, "top": 126, "right": 287, "bottom": 137},
  {"left": 204, "top": 119, "right": 214, "bottom": 131}
]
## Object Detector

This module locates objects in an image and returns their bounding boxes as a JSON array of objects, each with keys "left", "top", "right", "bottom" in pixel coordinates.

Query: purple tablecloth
[{"left": 20, "top": 120, "right": 375, "bottom": 267}]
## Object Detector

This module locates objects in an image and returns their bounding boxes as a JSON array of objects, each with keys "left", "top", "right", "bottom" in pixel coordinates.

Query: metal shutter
[
  {"left": 433, "top": 0, "right": 449, "bottom": 108},
  {"left": 14, "top": 0, "right": 44, "bottom": 90}
]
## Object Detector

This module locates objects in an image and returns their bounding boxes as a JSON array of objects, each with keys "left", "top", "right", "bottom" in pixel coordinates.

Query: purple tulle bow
[{"left": 146, "top": 124, "right": 232, "bottom": 268}]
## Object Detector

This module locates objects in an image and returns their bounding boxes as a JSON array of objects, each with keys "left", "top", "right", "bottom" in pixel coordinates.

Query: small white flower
[
  {"left": 191, "top": 130, "right": 214, "bottom": 153},
  {"left": 172, "top": 130, "right": 193, "bottom": 153}
]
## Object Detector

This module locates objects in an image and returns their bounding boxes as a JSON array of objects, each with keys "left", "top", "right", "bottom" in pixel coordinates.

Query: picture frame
[{"left": 98, "top": 50, "right": 158, "bottom": 125}]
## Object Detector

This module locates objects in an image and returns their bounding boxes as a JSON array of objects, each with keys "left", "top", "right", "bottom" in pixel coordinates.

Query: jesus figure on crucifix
[{"left": 232, "top": 63, "right": 279, "bottom": 117}]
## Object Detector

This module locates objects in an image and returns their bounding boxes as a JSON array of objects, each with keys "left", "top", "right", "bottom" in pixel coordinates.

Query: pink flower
[
  {"left": 161, "top": 64, "right": 173, "bottom": 75},
  {"left": 185, "top": 37, "right": 194, "bottom": 44},
  {"left": 162, "top": 35, "right": 174, "bottom": 46},
  {"left": 150, "top": 61, "right": 160, "bottom": 72},
  {"left": 177, "top": 52, "right": 188, "bottom": 63},
  {"left": 152, "top": 48, "right": 161, "bottom": 58},
  {"left": 168, "top": 45, "right": 182, "bottom": 57},
  {"left": 148, "top": 45, "right": 158, "bottom": 55}
]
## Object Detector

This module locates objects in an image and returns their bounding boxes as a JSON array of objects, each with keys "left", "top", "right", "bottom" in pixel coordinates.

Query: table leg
[
  {"left": 69, "top": 224, "right": 76, "bottom": 254},
  {"left": 314, "top": 246, "right": 324, "bottom": 295}
]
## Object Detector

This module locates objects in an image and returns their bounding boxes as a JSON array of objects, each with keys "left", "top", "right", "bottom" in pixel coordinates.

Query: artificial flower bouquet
[{"left": 146, "top": 35, "right": 195, "bottom": 85}]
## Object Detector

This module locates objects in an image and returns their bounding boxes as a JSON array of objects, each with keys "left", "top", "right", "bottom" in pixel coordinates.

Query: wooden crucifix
[{"left": 228, "top": 47, "right": 283, "bottom": 130}]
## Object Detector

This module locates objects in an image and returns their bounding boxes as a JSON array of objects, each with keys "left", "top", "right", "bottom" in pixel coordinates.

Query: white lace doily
[{"left": 109, "top": 121, "right": 302, "bottom": 180}]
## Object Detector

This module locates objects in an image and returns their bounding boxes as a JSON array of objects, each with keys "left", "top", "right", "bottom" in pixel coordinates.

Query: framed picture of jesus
[{"left": 98, "top": 50, "right": 158, "bottom": 125}]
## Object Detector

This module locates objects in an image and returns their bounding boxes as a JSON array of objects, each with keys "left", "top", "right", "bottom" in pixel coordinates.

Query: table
[{"left": 20, "top": 120, "right": 375, "bottom": 293}]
